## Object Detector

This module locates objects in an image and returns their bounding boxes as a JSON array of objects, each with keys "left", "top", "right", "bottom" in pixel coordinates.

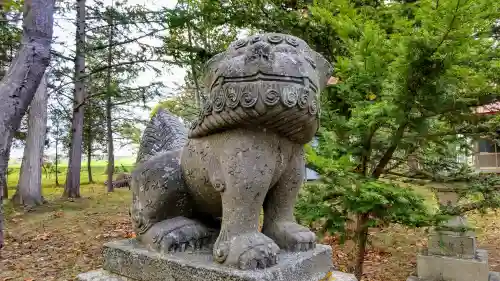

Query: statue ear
[
  {"left": 204, "top": 52, "right": 225, "bottom": 70},
  {"left": 314, "top": 51, "right": 334, "bottom": 91},
  {"left": 203, "top": 52, "right": 226, "bottom": 87}
]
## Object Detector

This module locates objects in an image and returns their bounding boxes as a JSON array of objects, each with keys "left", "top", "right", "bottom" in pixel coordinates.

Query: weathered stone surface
[
  {"left": 130, "top": 33, "right": 334, "bottom": 270},
  {"left": 417, "top": 252, "right": 489, "bottom": 281},
  {"left": 410, "top": 185, "right": 497, "bottom": 281},
  {"left": 328, "top": 271, "right": 358, "bottom": 281},
  {"left": 407, "top": 271, "right": 500, "bottom": 281},
  {"left": 427, "top": 231, "right": 477, "bottom": 259},
  {"left": 406, "top": 276, "right": 427, "bottom": 281},
  {"left": 78, "top": 269, "right": 357, "bottom": 281},
  {"left": 489, "top": 271, "right": 500, "bottom": 281},
  {"left": 189, "top": 33, "right": 333, "bottom": 144},
  {"left": 78, "top": 270, "right": 132, "bottom": 281},
  {"left": 96, "top": 239, "right": 342, "bottom": 281}
]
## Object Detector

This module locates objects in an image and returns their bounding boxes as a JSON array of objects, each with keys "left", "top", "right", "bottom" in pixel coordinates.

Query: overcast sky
[{"left": 10, "top": 0, "right": 187, "bottom": 159}]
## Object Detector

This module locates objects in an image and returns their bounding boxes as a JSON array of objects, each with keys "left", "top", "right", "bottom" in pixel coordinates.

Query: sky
[{"left": 10, "top": 0, "right": 187, "bottom": 159}]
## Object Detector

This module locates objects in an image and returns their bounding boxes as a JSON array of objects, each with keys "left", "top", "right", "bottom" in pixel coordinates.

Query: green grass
[
  {"left": 8, "top": 158, "right": 136, "bottom": 169},
  {"left": 1, "top": 184, "right": 133, "bottom": 281},
  {"left": 2, "top": 169, "right": 500, "bottom": 281},
  {"left": 1, "top": 164, "right": 136, "bottom": 280},
  {"left": 4, "top": 164, "right": 134, "bottom": 201}
]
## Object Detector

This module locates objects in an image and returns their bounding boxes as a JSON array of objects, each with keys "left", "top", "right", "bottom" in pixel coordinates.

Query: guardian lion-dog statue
[{"left": 130, "top": 33, "right": 333, "bottom": 270}]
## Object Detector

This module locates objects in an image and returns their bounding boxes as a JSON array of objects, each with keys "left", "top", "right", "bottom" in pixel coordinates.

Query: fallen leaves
[
  {"left": 0, "top": 186, "right": 133, "bottom": 281},
  {"left": 1, "top": 185, "right": 500, "bottom": 281}
]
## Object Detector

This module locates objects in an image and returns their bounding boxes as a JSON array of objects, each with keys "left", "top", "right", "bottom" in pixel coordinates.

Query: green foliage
[
  {"left": 297, "top": 136, "right": 435, "bottom": 241},
  {"left": 161, "top": 0, "right": 239, "bottom": 109},
  {"left": 150, "top": 89, "right": 199, "bottom": 125},
  {"left": 284, "top": 1, "right": 500, "bottom": 277},
  {"left": 0, "top": 0, "right": 21, "bottom": 78}
]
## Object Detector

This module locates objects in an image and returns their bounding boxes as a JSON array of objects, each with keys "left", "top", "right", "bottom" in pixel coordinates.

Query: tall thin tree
[
  {"left": 0, "top": 0, "right": 55, "bottom": 249},
  {"left": 105, "top": 3, "right": 115, "bottom": 193},
  {"left": 63, "top": 0, "right": 86, "bottom": 198},
  {"left": 12, "top": 73, "right": 49, "bottom": 207}
]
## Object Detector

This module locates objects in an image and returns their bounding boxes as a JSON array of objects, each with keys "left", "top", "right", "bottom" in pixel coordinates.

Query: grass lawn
[
  {"left": 1, "top": 172, "right": 499, "bottom": 281},
  {"left": 8, "top": 158, "right": 136, "bottom": 169}
]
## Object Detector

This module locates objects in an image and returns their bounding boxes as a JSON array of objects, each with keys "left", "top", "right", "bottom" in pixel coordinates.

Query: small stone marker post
[{"left": 408, "top": 185, "right": 498, "bottom": 281}]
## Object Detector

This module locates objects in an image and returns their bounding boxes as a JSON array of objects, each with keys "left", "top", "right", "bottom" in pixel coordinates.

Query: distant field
[{"left": 8, "top": 157, "right": 136, "bottom": 168}]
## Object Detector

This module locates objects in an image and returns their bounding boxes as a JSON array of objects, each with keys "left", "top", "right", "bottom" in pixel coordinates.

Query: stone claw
[
  {"left": 214, "top": 232, "right": 280, "bottom": 270},
  {"left": 141, "top": 217, "right": 216, "bottom": 254},
  {"left": 262, "top": 221, "right": 316, "bottom": 252}
]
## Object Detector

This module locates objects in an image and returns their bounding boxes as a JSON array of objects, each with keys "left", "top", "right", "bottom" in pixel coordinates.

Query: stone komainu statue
[
  {"left": 130, "top": 33, "right": 333, "bottom": 270},
  {"left": 104, "top": 173, "right": 132, "bottom": 189}
]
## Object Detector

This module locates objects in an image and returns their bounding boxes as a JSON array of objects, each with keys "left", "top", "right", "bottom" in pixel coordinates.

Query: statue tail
[{"left": 136, "top": 109, "right": 188, "bottom": 163}]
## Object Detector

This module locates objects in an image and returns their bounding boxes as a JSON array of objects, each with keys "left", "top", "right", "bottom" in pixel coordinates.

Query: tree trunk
[
  {"left": 63, "top": 0, "right": 86, "bottom": 198},
  {"left": 187, "top": 23, "right": 202, "bottom": 109},
  {"left": 86, "top": 101, "right": 93, "bottom": 184},
  {"left": 12, "top": 74, "right": 48, "bottom": 207},
  {"left": 55, "top": 120, "right": 59, "bottom": 186},
  {"left": 0, "top": 0, "right": 55, "bottom": 250},
  {"left": 354, "top": 213, "right": 369, "bottom": 280},
  {"left": 87, "top": 135, "right": 93, "bottom": 183},
  {"left": 106, "top": 95, "right": 114, "bottom": 193},
  {"left": 105, "top": 8, "right": 114, "bottom": 193},
  {"left": 2, "top": 177, "right": 7, "bottom": 200}
]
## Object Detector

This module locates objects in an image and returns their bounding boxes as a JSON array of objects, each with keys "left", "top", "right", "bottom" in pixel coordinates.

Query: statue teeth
[{"left": 303, "top": 77, "right": 309, "bottom": 89}]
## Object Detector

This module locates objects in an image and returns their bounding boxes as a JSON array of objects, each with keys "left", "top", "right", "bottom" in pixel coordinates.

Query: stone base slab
[
  {"left": 78, "top": 270, "right": 131, "bottom": 281},
  {"left": 416, "top": 250, "right": 490, "bottom": 281},
  {"left": 407, "top": 271, "right": 500, "bottom": 281},
  {"left": 77, "top": 239, "right": 357, "bottom": 281},
  {"left": 78, "top": 269, "right": 358, "bottom": 281}
]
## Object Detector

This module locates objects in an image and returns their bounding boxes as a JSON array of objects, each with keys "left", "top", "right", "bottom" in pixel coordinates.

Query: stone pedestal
[
  {"left": 408, "top": 186, "right": 498, "bottom": 281},
  {"left": 416, "top": 249, "right": 490, "bottom": 281},
  {"left": 77, "top": 239, "right": 357, "bottom": 281},
  {"left": 426, "top": 216, "right": 477, "bottom": 259}
]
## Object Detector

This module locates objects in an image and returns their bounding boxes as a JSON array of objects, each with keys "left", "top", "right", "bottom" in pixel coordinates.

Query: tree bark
[
  {"left": 54, "top": 120, "right": 59, "bottom": 186},
  {"left": 105, "top": 7, "right": 114, "bottom": 193},
  {"left": 86, "top": 101, "right": 93, "bottom": 184},
  {"left": 86, "top": 130, "right": 93, "bottom": 183},
  {"left": 0, "top": 0, "right": 55, "bottom": 249},
  {"left": 106, "top": 93, "right": 114, "bottom": 193},
  {"left": 63, "top": 0, "right": 86, "bottom": 198},
  {"left": 186, "top": 22, "right": 202, "bottom": 109},
  {"left": 12, "top": 74, "right": 48, "bottom": 207},
  {"left": 2, "top": 176, "right": 7, "bottom": 200},
  {"left": 354, "top": 213, "right": 369, "bottom": 280}
]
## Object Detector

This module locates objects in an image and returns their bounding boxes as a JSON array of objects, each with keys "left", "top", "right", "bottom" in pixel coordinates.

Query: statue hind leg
[
  {"left": 130, "top": 149, "right": 217, "bottom": 253},
  {"left": 262, "top": 147, "right": 317, "bottom": 252}
]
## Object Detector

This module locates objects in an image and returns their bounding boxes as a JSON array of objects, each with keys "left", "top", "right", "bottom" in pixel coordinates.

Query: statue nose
[{"left": 246, "top": 42, "right": 272, "bottom": 62}]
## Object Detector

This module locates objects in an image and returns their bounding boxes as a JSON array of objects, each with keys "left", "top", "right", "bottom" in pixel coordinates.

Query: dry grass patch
[{"left": 1, "top": 185, "right": 499, "bottom": 281}]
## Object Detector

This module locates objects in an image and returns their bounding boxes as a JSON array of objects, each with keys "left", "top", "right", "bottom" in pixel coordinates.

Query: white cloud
[{"left": 10, "top": 0, "right": 187, "bottom": 159}]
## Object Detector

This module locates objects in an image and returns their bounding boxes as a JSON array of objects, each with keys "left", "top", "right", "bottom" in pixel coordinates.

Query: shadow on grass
[
  {"left": 3, "top": 181, "right": 130, "bottom": 219},
  {"left": 3, "top": 196, "right": 94, "bottom": 218}
]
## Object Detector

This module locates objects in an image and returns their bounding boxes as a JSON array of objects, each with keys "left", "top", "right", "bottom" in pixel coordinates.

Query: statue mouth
[{"left": 210, "top": 71, "right": 318, "bottom": 93}]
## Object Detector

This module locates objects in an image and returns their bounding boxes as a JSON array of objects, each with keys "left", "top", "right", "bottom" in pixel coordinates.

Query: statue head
[
  {"left": 190, "top": 33, "right": 333, "bottom": 144},
  {"left": 203, "top": 33, "right": 333, "bottom": 97}
]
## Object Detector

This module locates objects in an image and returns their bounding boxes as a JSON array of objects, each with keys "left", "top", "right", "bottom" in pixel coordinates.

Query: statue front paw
[
  {"left": 214, "top": 232, "right": 280, "bottom": 270},
  {"left": 263, "top": 221, "right": 316, "bottom": 252},
  {"left": 140, "top": 216, "right": 217, "bottom": 253}
]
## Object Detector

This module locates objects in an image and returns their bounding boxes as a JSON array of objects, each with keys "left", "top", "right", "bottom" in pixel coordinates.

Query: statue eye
[
  {"left": 305, "top": 56, "right": 317, "bottom": 69},
  {"left": 251, "top": 36, "right": 262, "bottom": 44},
  {"left": 233, "top": 39, "right": 248, "bottom": 49},
  {"left": 285, "top": 36, "right": 299, "bottom": 47},
  {"left": 268, "top": 34, "right": 283, "bottom": 44}
]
